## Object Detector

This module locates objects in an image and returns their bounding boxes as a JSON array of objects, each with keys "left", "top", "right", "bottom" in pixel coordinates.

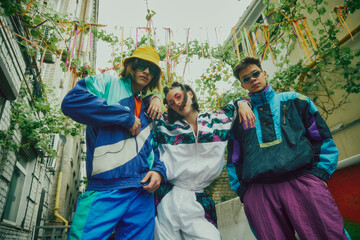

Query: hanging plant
[
  {"left": 0, "top": 87, "right": 84, "bottom": 157},
  {"left": 0, "top": 0, "right": 359, "bottom": 116}
]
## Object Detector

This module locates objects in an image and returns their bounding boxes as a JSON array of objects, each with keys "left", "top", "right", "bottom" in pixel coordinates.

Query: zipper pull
[{"left": 283, "top": 104, "right": 286, "bottom": 124}]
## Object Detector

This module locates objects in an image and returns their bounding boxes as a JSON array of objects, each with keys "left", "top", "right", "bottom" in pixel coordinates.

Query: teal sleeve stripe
[
  {"left": 147, "top": 150, "right": 155, "bottom": 169},
  {"left": 69, "top": 191, "right": 99, "bottom": 239},
  {"left": 294, "top": 94, "right": 318, "bottom": 115},
  {"left": 318, "top": 138, "right": 339, "bottom": 176},
  {"left": 85, "top": 74, "right": 110, "bottom": 98},
  {"left": 226, "top": 163, "right": 240, "bottom": 193},
  {"left": 85, "top": 74, "right": 133, "bottom": 105},
  {"left": 308, "top": 98, "right": 319, "bottom": 115}
]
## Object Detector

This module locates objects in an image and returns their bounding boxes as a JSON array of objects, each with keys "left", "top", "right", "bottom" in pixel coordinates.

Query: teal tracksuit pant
[{"left": 68, "top": 188, "right": 155, "bottom": 240}]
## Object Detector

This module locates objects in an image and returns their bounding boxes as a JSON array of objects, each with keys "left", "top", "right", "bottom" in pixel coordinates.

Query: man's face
[
  {"left": 238, "top": 64, "right": 267, "bottom": 94},
  {"left": 133, "top": 59, "right": 158, "bottom": 90}
]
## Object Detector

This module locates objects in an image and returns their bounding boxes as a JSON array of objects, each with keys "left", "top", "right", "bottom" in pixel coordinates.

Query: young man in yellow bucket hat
[{"left": 62, "top": 46, "right": 167, "bottom": 240}]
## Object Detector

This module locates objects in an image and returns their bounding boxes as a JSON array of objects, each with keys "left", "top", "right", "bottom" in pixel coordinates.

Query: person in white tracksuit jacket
[{"left": 152, "top": 82, "right": 255, "bottom": 240}]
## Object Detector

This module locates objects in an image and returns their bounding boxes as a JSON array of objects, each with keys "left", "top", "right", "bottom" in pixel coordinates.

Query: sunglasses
[
  {"left": 241, "top": 70, "right": 262, "bottom": 83},
  {"left": 136, "top": 59, "right": 159, "bottom": 76}
]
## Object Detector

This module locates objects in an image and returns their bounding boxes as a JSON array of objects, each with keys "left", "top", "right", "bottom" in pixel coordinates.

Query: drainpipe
[{"left": 54, "top": 135, "right": 68, "bottom": 229}]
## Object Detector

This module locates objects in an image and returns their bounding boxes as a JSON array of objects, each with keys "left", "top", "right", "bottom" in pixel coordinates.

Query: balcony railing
[{"left": 32, "top": 225, "right": 70, "bottom": 240}]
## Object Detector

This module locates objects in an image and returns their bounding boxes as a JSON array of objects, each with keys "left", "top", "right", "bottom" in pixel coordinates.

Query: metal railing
[{"left": 32, "top": 225, "right": 70, "bottom": 240}]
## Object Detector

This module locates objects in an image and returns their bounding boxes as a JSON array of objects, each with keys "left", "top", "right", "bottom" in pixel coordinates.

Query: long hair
[
  {"left": 120, "top": 58, "right": 162, "bottom": 95},
  {"left": 163, "top": 82, "right": 199, "bottom": 124}
]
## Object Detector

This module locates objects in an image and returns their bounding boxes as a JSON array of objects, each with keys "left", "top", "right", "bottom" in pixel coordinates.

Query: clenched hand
[
  {"left": 141, "top": 171, "right": 162, "bottom": 193},
  {"left": 129, "top": 116, "right": 141, "bottom": 136}
]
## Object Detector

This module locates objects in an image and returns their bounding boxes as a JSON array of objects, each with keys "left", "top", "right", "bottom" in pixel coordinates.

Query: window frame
[
  {"left": 2, "top": 151, "right": 35, "bottom": 227},
  {"left": 2, "top": 161, "right": 27, "bottom": 226}
]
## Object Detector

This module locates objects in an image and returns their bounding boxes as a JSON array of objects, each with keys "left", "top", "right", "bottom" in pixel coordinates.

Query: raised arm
[
  {"left": 61, "top": 74, "right": 135, "bottom": 129},
  {"left": 144, "top": 95, "right": 162, "bottom": 120},
  {"left": 222, "top": 97, "right": 255, "bottom": 128},
  {"left": 237, "top": 99, "right": 256, "bottom": 129}
]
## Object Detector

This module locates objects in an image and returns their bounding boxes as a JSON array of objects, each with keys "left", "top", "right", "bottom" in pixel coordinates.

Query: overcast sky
[{"left": 96, "top": 0, "right": 253, "bottom": 86}]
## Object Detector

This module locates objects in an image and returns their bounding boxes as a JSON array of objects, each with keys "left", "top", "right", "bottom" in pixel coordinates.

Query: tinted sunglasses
[
  {"left": 136, "top": 59, "right": 159, "bottom": 76},
  {"left": 241, "top": 70, "right": 262, "bottom": 83}
]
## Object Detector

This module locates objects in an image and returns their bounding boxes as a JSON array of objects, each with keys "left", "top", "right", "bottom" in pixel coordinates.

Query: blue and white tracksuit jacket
[
  {"left": 154, "top": 98, "right": 245, "bottom": 239},
  {"left": 61, "top": 73, "right": 167, "bottom": 191},
  {"left": 227, "top": 84, "right": 338, "bottom": 202}
]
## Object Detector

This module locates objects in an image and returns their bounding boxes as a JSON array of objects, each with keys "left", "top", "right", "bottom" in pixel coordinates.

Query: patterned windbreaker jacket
[
  {"left": 154, "top": 98, "right": 245, "bottom": 192},
  {"left": 61, "top": 73, "right": 166, "bottom": 191},
  {"left": 227, "top": 84, "right": 339, "bottom": 202}
]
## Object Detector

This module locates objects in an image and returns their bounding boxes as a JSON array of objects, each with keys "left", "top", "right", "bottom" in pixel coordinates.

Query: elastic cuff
[
  {"left": 125, "top": 114, "right": 135, "bottom": 130},
  {"left": 309, "top": 167, "right": 330, "bottom": 183}
]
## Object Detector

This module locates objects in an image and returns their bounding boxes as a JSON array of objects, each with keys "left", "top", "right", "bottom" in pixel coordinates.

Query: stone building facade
[
  {"left": 0, "top": 0, "right": 98, "bottom": 239},
  {"left": 0, "top": 11, "right": 53, "bottom": 239}
]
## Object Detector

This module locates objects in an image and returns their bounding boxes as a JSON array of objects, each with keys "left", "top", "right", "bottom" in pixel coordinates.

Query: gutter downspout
[{"left": 54, "top": 135, "right": 68, "bottom": 229}]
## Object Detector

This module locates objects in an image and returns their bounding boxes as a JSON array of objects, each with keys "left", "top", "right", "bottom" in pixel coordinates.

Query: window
[
  {"left": 0, "top": 96, "right": 5, "bottom": 121},
  {"left": 265, "top": 12, "right": 275, "bottom": 25},
  {"left": 67, "top": 192, "right": 73, "bottom": 219},
  {"left": 2, "top": 151, "right": 34, "bottom": 226},
  {"left": 3, "top": 162, "right": 26, "bottom": 223},
  {"left": 236, "top": 43, "right": 244, "bottom": 55},
  {"left": 256, "top": 15, "right": 264, "bottom": 24}
]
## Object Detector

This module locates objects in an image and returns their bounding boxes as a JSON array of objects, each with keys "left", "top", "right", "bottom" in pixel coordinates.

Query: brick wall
[
  {"left": 0, "top": 226, "right": 29, "bottom": 240},
  {"left": 205, "top": 159, "right": 238, "bottom": 204},
  {"left": 0, "top": 16, "right": 23, "bottom": 100},
  {"left": 0, "top": 12, "right": 55, "bottom": 240}
]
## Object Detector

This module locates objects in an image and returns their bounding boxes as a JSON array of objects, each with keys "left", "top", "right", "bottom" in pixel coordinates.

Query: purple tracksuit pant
[{"left": 243, "top": 174, "right": 349, "bottom": 240}]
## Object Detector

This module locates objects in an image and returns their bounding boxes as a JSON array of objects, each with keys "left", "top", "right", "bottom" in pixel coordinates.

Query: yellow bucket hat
[{"left": 124, "top": 46, "right": 161, "bottom": 71}]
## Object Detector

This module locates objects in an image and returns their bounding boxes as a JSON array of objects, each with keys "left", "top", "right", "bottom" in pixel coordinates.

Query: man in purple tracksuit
[{"left": 227, "top": 56, "right": 350, "bottom": 240}]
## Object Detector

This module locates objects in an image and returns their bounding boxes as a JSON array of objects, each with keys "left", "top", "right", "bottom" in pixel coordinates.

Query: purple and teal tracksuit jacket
[
  {"left": 61, "top": 73, "right": 166, "bottom": 191},
  {"left": 227, "top": 84, "right": 338, "bottom": 202}
]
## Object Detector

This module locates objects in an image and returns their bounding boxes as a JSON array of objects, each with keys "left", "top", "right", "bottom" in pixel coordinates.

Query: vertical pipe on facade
[{"left": 54, "top": 135, "right": 68, "bottom": 228}]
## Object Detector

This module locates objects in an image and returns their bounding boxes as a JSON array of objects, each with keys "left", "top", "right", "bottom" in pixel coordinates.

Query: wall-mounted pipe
[{"left": 54, "top": 135, "right": 68, "bottom": 229}]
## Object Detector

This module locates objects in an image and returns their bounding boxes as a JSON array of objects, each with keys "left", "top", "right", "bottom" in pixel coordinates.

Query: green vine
[
  {"left": 1, "top": 0, "right": 359, "bottom": 116},
  {"left": 0, "top": 86, "right": 84, "bottom": 157},
  {"left": 259, "top": 0, "right": 360, "bottom": 119}
]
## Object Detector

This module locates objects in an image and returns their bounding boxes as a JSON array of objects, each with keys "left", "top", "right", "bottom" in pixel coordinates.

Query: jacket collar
[{"left": 248, "top": 83, "right": 275, "bottom": 106}]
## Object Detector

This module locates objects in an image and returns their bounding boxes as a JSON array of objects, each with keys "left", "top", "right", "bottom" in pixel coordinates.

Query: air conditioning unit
[
  {"left": 50, "top": 134, "right": 60, "bottom": 151},
  {"left": 43, "top": 52, "right": 56, "bottom": 64},
  {"left": 46, "top": 157, "right": 56, "bottom": 172},
  {"left": 45, "top": 134, "right": 60, "bottom": 172}
]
